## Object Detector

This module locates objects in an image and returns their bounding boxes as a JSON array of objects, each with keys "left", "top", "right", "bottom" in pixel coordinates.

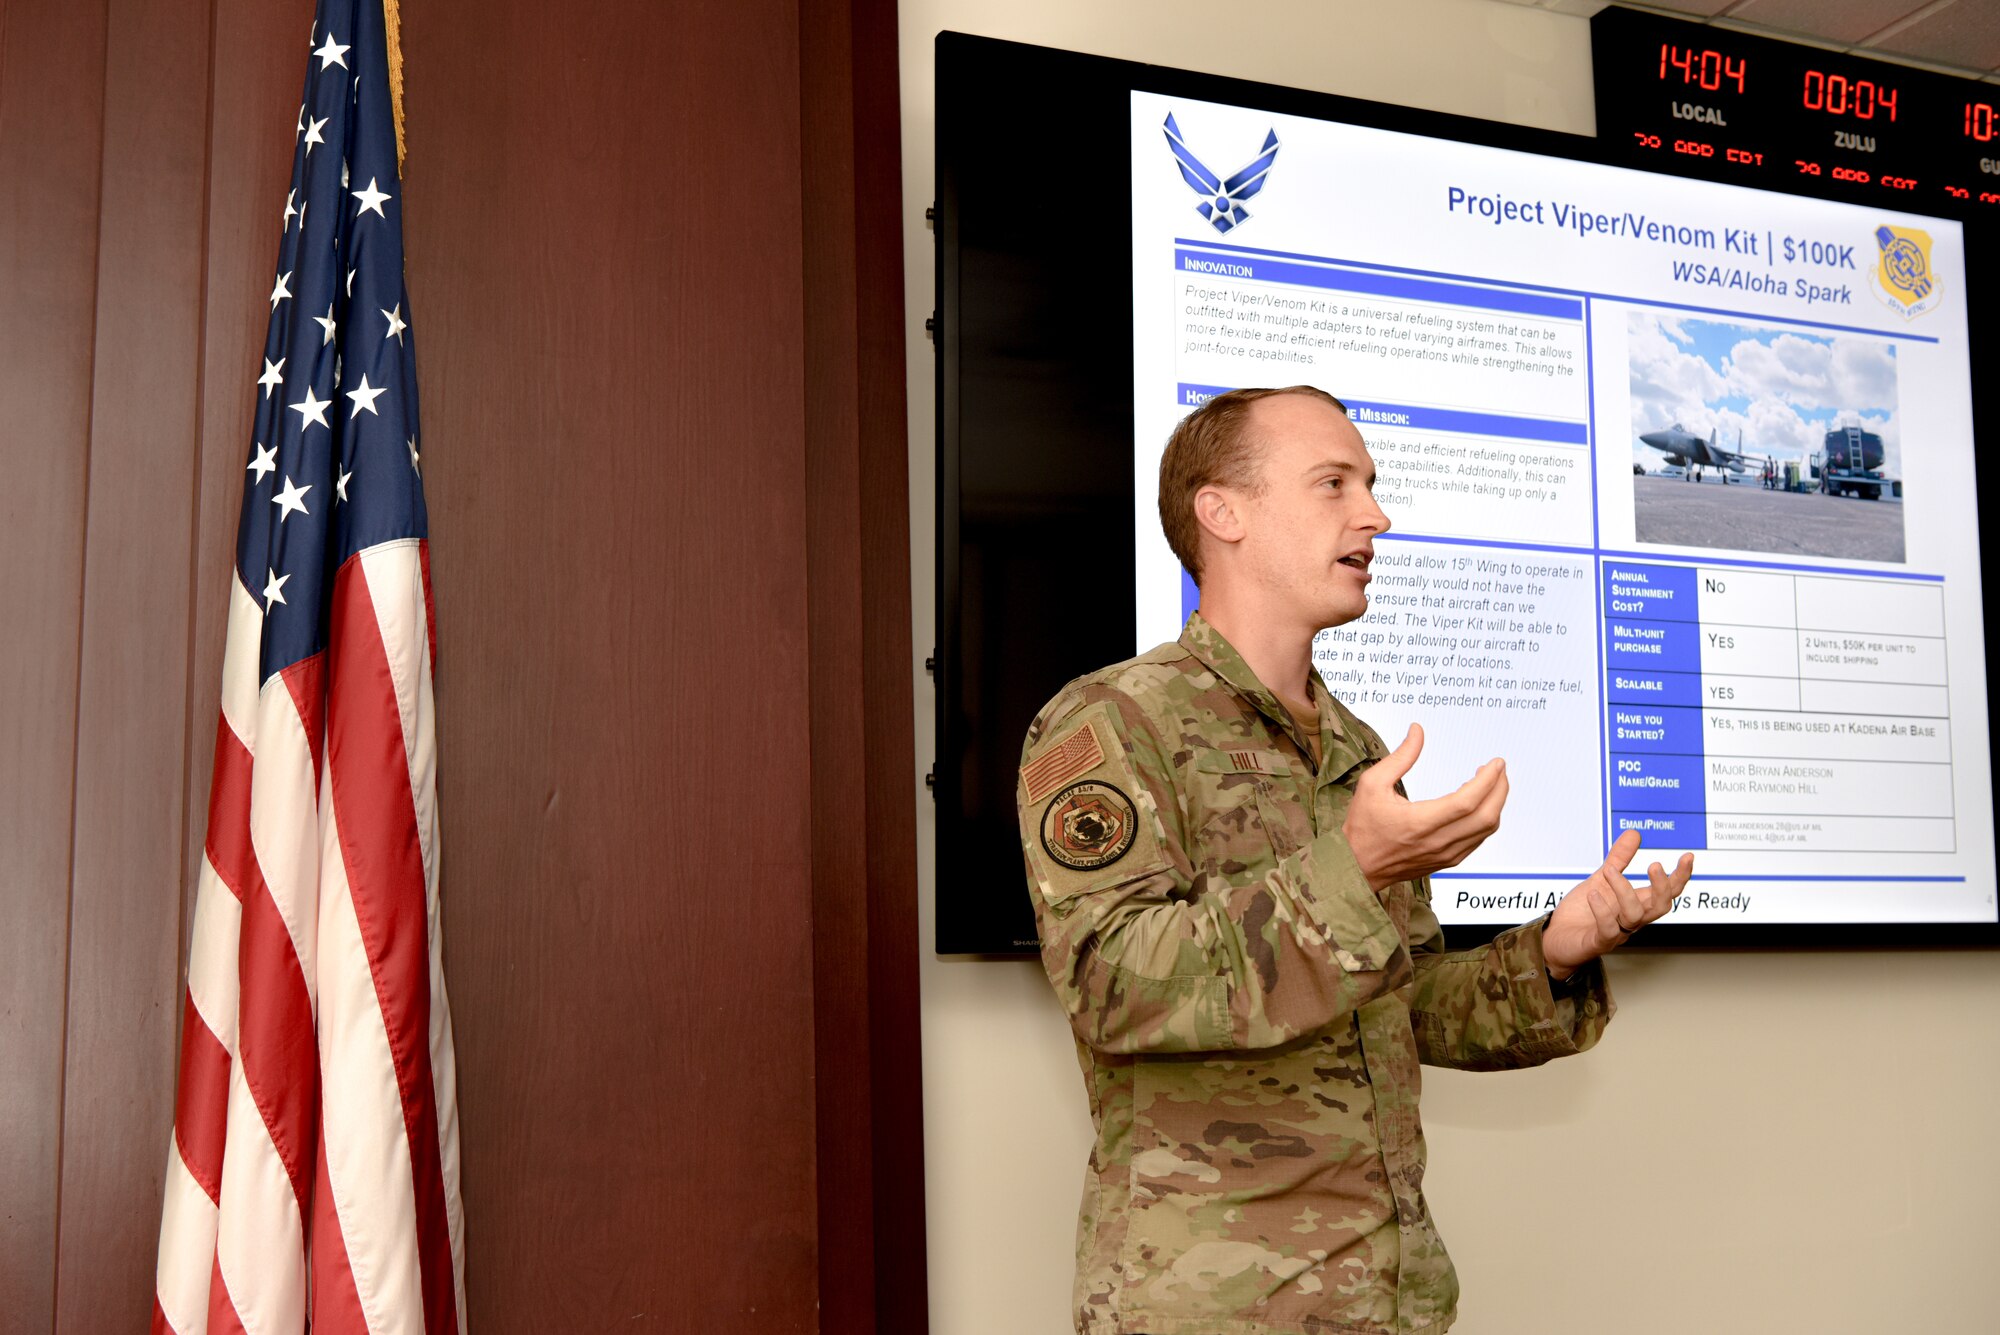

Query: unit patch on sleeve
[
  {"left": 1020, "top": 718, "right": 1107, "bottom": 803},
  {"left": 1040, "top": 780, "right": 1138, "bottom": 871}
]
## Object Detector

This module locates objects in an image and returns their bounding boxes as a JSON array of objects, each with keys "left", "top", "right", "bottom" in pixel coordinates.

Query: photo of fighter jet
[
  {"left": 1627, "top": 312, "right": 1904, "bottom": 563},
  {"left": 1638, "top": 422, "right": 1765, "bottom": 483}
]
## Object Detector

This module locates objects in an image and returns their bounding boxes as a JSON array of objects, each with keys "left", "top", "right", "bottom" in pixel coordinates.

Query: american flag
[{"left": 152, "top": 1, "right": 465, "bottom": 1331}]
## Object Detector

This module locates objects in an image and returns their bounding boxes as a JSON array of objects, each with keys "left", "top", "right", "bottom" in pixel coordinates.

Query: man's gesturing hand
[
  {"left": 1341, "top": 724, "right": 1508, "bottom": 893},
  {"left": 1543, "top": 830, "right": 1694, "bottom": 979}
]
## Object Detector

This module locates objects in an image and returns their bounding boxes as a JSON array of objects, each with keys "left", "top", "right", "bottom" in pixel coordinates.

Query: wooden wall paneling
[
  {"left": 51, "top": 0, "right": 213, "bottom": 1324},
  {"left": 0, "top": 1, "right": 109, "bottom": 1325},
  {"left": 846, "top": 0, "right": 931, "bottom": 1324},
  {"left": 799, "top": 0, "right": 929, "bottom": 1328},
  {"left": 401, "top": 1, "right": 823, "bottom": 1326},
  {"left": 799, "top": 0, "right": 879, "bottom": 1319}
]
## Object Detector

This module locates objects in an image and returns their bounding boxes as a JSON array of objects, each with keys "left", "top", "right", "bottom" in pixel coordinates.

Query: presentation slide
[{"left": 1131, "top": 90, "right": 1994, "bottom": 927}]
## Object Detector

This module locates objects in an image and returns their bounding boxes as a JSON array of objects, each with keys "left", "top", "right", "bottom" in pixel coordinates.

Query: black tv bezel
[{"left": 933, "top": 29, "right": 2000, "bottom": 956}]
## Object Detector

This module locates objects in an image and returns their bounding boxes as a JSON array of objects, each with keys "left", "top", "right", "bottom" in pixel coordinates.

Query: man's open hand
[
  {"left": 1543, "top": 830, "right": 1694, "bottom": 979},
  {"left": 1342, "top": 724, "right": 1507, "bottom": 892}
]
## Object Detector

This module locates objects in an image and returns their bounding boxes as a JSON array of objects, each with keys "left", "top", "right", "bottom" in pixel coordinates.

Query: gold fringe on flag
[{"left": 383, "top": 0, "right": 407, "bottom": 170}]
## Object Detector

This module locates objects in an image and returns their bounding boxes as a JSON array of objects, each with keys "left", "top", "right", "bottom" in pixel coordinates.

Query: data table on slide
[{"left": 1603, "top": 561, "right": 1952, "bottom": 853}]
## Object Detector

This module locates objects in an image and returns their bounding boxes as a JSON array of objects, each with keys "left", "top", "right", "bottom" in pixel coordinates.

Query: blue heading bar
[
  {"left": 1176, "top": 385, "right": 1586, "bottom": 445},
  {"left": 1176, "top": 249, "right": 1583, "bottom": 320}
]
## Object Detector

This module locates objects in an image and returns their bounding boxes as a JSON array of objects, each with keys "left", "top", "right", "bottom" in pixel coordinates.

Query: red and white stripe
[{"left": 155, "top": 543, "right": 464, "bottom": 1335}]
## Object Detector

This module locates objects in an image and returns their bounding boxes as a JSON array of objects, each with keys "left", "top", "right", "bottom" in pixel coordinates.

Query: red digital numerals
[
  {"left": 1659, "top": 44, "right": 1747, "bottom": 93},
  {"left": 1803, "top": 70, "right": 1898, "bottom": 121}
]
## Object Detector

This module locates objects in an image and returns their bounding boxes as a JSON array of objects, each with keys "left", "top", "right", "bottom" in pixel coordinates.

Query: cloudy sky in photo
[{"left": 1625, "top": 313, "right": 1900, "bottom": 476}]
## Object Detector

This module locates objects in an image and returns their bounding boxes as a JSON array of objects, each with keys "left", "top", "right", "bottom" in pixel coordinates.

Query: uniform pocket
[{"left": 1190, "top": 747, "right": 1303, "bottom": 862}]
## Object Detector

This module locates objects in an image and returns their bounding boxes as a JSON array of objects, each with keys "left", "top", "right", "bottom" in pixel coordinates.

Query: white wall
[{"left": 897, "top": 3, "right": 2000, "bottom": 1330}]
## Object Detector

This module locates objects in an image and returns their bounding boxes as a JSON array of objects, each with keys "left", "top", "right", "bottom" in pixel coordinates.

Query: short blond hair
[{"left": 1158, "top": 386, "right": 1349, "bottom": 582}]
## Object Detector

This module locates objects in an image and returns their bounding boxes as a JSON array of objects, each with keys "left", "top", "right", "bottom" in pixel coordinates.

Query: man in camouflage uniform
[{"left": 1017, "top": 386, "right": 1693, "bottom": 1335}]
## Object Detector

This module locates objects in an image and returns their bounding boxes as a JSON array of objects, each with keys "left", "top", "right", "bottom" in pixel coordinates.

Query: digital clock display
[
  {"left": 1659, "top": 44, "right": 1747, "bottom": 94},
  {"left": 1802, "top": 69, "right": 1899, "bottom": 122},
  {"left": 1595, "top": 6, "right": 1998, "bottom": 215}
]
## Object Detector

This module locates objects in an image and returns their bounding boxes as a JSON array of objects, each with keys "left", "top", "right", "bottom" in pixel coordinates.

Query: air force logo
[
  {"left": 1870, "top": 224, "right": 1942, "bottom": 320},
  {"left": 1163, "top": 113, "right": 1280, "bottom": 234}
]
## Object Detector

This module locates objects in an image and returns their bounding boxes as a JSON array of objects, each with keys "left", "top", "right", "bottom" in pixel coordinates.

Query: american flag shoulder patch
[{"left": 1021, "top": 719, "right": 1107, "bottom": 804}]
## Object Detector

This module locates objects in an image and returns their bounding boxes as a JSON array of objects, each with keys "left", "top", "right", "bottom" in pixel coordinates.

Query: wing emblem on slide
[
  {"left": 1163, "top": 113, "right": 1281, "bottom": 234},
  {"left": 1870, "top": 224, "right": 1941, "bottom": 320}
]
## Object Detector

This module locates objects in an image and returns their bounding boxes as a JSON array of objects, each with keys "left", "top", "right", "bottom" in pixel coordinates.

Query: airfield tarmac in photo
[{"left": 1632, "top": 474, "right": 1905, "bottom": 563}]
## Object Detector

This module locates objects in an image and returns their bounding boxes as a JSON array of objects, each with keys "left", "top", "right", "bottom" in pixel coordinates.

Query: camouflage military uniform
[{"left": 1017, "top": 612, "right": 1613, "bottom": 1335}]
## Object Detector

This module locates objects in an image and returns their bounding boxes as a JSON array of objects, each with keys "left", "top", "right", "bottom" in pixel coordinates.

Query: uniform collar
[{"left": 1178, "top": 610, "right": 1351, "bottom": 769}]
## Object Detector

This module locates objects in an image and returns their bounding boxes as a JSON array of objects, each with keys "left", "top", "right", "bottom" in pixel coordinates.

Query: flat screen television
[{"left": 933, "top": 31, "right": 2000, "bottom": 955}]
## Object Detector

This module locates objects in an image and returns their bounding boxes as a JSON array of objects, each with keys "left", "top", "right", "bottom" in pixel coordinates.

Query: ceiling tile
[
  {"left": 1868, "top": 0, "right": 2000, "bottom": 70},
  {"left": 1710, "top": 15, "right": 1855, "bottom": 53},
  {"left": 1729, "top": 0, "right": 1936, "bottom": 45},
  {"left": 1635, "top": 0, "right": 1740, "bottom": 15}
]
